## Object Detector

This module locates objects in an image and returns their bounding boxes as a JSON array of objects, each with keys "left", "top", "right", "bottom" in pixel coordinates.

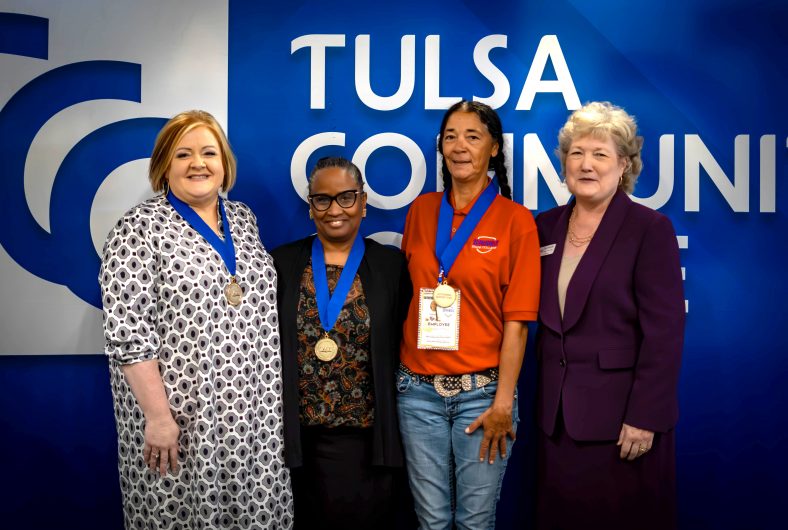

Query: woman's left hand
[
  {"left": 617, "top": 423, "right": 655, "bottom": 460},
  {"left": 465, "top": 321, "right": 527, "bottom": 464},
  {"left": 466, "top": 404, "right": 515, "bottom": 464}
]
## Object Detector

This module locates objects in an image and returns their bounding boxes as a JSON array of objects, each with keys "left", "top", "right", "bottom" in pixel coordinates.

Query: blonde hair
[
  {"left": 148, "top": 110, "right": 237, "bottom": 193},
  {"left": 556, "top": 101, "right": 643, "bottom": 193}
]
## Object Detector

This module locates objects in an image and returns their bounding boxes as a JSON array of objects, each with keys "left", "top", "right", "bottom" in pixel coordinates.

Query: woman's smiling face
[
  {"left": 166, "top": 126, "right": 225, "bottom": 207},
  {"left": 441, "top": 111, "right": 499, "bottom": 189},
  {"left": 309, "top": 166, "right": 366, "bottom": 245},
  {"left": 564, "top": 134, "right": 626, "bottom": 207}
]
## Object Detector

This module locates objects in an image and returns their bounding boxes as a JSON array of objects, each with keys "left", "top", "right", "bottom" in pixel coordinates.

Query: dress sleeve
[
  {"left": 99, "top": 214, "right": 160, "bottom": 366},
  {"left": 244, "top": 203, "right": 261, "bottom": 240},
  {"left": 625, "top": 214, "right": 685, "bottom": 432}
]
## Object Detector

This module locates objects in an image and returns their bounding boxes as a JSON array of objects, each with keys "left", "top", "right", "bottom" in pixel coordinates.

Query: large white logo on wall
[{"left": 0, "top": 0, "right": 229, "bottom": 354}]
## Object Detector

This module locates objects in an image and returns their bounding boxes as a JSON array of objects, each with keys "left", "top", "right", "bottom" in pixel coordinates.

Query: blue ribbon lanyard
[
  {"left": 435, "top": 178, "right": 498, "bottom": 284},
  {"left": 311, "top": 233, "right": 366, "bottom": 334},
  {"left": 167, "top": 191, "right": 237, "bottom": 276}
]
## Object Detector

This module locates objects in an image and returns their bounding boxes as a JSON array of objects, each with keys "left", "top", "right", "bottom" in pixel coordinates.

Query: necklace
[{"left": 567, "top": 208, "right": 595, "bottom": 247}]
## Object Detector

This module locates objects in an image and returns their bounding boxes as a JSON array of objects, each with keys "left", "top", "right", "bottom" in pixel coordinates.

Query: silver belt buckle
[
  {"left": 476, "top": 374, "right": 492, "bottom": 387},
  {"left": 433, "top": 375, "right": 461, "bottom": 397}
]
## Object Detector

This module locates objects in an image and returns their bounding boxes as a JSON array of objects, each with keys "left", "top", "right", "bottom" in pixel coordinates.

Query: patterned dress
[{"left": 100, "top": 195, "right": 292, "bottom": 530}]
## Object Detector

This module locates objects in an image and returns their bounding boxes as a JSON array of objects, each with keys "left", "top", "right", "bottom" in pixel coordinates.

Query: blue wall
[{"left": 1, "top": 1, "right": 787, "bottom": 528}]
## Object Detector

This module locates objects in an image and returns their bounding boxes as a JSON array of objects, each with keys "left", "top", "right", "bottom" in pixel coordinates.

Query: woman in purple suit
[{"left": 535, "top": 102, "right": 685, "bottom": 529}]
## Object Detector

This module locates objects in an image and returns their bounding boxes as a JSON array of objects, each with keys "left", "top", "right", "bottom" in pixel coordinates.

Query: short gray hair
[{"left": 556, "top": 101, "right": 643, "bottom": 193}]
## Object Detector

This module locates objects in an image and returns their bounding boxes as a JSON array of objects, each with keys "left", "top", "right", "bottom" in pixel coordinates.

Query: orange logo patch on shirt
[{"left": 472, "top": 236, "right": 499, "bottom": 254}]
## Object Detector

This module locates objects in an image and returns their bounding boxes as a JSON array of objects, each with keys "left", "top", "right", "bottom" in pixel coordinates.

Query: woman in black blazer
[{"left": 270, "top": 157, "right": 412, "bottom": 529}]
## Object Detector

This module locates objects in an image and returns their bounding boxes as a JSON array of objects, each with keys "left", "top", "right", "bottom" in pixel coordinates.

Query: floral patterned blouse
[{"left": 296, "top": 260, "right": 374, "bottom": 428}]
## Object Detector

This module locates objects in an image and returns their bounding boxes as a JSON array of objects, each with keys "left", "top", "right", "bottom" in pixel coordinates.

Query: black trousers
[{"left": 291, "top": 426, "right": 404, "bottom": 530}]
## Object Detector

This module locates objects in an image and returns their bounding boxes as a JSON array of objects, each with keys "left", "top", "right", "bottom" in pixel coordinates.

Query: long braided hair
[{"left": 437, "top": 100, "right": 512, "bottom": 200}]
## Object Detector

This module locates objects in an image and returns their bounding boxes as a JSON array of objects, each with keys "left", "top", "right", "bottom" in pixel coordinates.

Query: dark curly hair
[{"left": 437, "top": 100, "right": 512, "bottom": 200}]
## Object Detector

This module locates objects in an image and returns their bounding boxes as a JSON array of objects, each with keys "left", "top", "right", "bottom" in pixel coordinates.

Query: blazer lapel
[
  {"left": 540, "top": 205, "right": 572, "bottom": 334},
  {"left": 562, "top": 190, "right": 632, "bottom": 333}
]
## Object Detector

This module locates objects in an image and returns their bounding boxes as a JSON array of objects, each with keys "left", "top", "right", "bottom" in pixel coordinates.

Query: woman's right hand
[
  {"left": 143, "top": 415, "right": 180, "bottom": 475},
  {"left": 120, "top": 360, "right": 180, "bottom": 475}
]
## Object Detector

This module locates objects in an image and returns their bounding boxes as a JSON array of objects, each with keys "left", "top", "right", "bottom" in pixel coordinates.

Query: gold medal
[
  {"left": 314, "top": 334, "right": 339, "bottom": 362},
  {"left": 433, "top": 282, "right": 456, "bottom": 308},
  {"left": 225, "top": 277, "right": 243, "bottom": 306}
]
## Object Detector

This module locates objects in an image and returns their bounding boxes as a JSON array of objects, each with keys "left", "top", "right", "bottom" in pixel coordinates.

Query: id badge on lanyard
[
  {"left": 417, "top": 287, "right": 460, "bottom": 350},
  {"left": 420, "top": 178, "right": 497, "bottom": 351}
]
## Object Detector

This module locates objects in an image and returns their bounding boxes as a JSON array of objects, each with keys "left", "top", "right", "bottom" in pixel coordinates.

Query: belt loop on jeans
[{"left": 399, "top": 363, "right": 499, "bottom": 398}]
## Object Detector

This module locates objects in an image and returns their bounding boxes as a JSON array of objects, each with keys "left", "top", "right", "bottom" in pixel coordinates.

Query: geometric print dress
[{"left": 100, "top": 195, "right": 293, "bottom": 529}]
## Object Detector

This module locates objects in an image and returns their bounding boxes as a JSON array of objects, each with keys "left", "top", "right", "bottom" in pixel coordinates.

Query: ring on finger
[{"left": 638, "top": 445, "right": 647, "bottom": 453}]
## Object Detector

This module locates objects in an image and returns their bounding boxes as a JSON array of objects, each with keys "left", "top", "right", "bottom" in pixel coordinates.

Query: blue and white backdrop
[{"left": 1, "top": 1, "right": 786, "bottom": 528}]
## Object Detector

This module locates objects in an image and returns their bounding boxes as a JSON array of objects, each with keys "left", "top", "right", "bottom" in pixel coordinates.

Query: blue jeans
[{"left": 396, "top": 368, "right": 518, "bottom": 530}]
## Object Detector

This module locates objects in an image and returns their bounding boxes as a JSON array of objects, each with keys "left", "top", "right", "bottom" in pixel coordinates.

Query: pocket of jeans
[
  {"left": 479, "top": 380, "right": 498, "bottom": 399},
  {"left": 396, "top": 372, "right": 413, "bottom": 394}
]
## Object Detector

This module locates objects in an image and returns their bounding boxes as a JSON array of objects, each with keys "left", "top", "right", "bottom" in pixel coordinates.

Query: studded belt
[{"left": 399, "top": 363, "right": 499, "bottom": 398}]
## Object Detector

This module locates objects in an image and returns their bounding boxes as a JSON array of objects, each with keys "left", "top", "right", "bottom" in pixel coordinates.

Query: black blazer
[{"left": 270, "top": 235, "right": 412, "bottom": 468}]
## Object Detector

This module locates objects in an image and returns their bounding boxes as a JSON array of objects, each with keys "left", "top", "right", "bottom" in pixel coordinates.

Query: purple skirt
[{"left": 537, "top": 410, "right": 677, "bottom": 530}]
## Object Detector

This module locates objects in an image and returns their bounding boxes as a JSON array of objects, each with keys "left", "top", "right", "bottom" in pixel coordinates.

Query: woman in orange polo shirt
[{"left": 398, "top": 101, "right": 541, "bottom": 529}]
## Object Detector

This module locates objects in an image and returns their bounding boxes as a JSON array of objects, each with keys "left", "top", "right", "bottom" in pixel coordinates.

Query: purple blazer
[{"left": 535, "top": 190, "right": 685, "bottom": 441}]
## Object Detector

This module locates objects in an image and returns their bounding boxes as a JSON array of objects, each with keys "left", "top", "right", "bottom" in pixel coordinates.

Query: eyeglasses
[{"left": 307, "top": 189, "right": 362, "bottom": 211}]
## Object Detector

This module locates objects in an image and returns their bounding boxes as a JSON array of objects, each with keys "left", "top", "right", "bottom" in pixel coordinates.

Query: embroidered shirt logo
[{"left": 471, "top": 236, "right": 499, "bottom": 254}]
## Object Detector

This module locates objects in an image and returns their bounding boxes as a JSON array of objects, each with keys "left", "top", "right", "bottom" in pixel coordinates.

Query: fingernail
[{"left": 465, "top": 427, "right": 470, "bottom": 433}]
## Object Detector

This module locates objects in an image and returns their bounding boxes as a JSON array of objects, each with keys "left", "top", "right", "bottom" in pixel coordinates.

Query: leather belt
[{"left": 399, "top": 363, "right": 499, "bottom": 398}]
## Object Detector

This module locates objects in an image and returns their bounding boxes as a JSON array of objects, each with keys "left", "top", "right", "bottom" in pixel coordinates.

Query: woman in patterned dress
[
  {"left": 99, "top": 110, "right": 292, "bottom": 529},
  {"left": 271, "top": 157, "right": 413, "bottom": 529}
]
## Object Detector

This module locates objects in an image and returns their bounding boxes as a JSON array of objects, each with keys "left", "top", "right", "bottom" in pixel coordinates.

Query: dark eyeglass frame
[{"left": 307, "top": 189, "right": 362, "bottom": 211}]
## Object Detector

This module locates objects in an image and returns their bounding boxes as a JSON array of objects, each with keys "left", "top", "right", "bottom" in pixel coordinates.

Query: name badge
[
  {"left": 540, "top": 244, "right": 556, "bottom": 256},
  {"left": 417, "top": 287, "right": 460, "bottom": 350}
]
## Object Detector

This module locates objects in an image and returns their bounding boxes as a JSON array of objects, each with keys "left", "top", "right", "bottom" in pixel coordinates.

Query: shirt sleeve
[
  {"left": 502, "top": 208, "right": 541, "bottom": 322},
  {"left": 99, "top": 214, "right": 160, "bottom": 366},
  {"left": 400, "top": 199, "right": 416, "bottom": 256}
]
